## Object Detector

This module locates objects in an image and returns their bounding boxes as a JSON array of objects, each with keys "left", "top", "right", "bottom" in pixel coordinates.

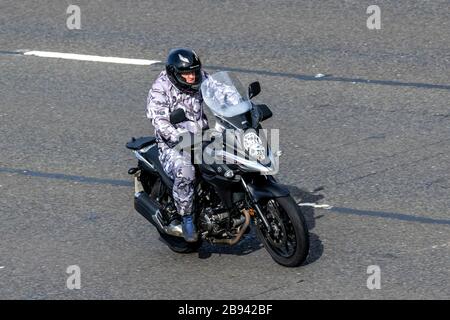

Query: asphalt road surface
[{"left": 1, "top": 0, "right": 449, "bottom": 299}]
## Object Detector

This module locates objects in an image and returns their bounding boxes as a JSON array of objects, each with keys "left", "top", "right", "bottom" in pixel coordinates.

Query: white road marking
[
  {"left": 23, "top": 51, "right": 161, "bottom": 65},
  {"left": 297, "top": 202, "right": 333, "bottom": 209},
  {"left": 0, "top": 266, "right": 4, "bottom": 269}
]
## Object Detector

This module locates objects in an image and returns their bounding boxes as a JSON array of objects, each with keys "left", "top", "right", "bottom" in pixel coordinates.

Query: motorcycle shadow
[
  {"left": 198, "top": 227, "right": 264, "bottom": 259},
  {"left": 198, "top": 185, "right": 324, "bottom": 265}
]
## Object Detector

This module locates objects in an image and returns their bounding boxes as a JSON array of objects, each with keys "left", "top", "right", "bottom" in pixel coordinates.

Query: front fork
[{"left": 240, "top": 177, "right": 272, "bottom": 231}]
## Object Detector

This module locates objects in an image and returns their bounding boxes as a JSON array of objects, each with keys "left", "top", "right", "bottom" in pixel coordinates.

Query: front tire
[{"left": 255, "top": 196, "right": 309, "bottom": 267}]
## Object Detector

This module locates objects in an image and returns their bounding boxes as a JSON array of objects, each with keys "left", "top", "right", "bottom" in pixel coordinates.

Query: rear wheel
[
  {"left": 255, "top": 196, "right": 309, "bottom": 267},
  {"left": 158, "top": 231, "right": 202, "bottom": 253},
  {"left": 144, "top": 174, "right": 203, "bottom": 253}
]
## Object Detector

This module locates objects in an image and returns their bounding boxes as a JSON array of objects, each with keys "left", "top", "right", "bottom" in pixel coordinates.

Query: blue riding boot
[{"left": 182, "top": 215, "right": 198, "bottom": 242}]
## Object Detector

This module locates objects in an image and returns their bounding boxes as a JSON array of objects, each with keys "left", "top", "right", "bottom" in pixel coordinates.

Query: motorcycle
[{"left": 126, "top": 71, "right": 309, "bottom": 267}]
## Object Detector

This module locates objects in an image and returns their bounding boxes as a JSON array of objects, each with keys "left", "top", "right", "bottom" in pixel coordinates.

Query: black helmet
[{"left": 166, "top": 48, "right": 202, "bottom": 94}]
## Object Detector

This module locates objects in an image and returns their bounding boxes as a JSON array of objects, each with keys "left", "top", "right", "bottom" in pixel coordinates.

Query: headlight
[{"left": 243, "top": 132, "right": 266, "bottom": 161}]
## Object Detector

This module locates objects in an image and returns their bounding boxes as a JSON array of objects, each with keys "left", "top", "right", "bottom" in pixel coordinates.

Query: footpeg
[{"left": 128, "top": 167, "right": 139, "bottom": 175}]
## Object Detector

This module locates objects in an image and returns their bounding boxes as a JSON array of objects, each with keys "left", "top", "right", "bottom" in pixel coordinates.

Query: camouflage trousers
[{"left": 158, "top": 145, "right": 195, "bottom": 216}]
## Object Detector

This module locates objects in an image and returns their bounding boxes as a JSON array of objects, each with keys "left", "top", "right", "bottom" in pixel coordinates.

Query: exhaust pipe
[
  {"left": 134, "top": 192, "right": 183, "bottom": 238},
  {"left": 212, "top": 209, "right": 251, "bottom": 245},
  {"left": 134, "top": 192, "right": 163, "bottom": 230}
]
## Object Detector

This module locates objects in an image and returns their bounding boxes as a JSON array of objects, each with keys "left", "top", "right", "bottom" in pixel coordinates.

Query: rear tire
[
  {"left": 255, "top": 196, "right": 309, "bottom": 267},
  {"left": 158, "top": 231, "right": 202, "bottom": 254},
  {"left": 145, "top": 174, "right": 202, "bottom": 253}
]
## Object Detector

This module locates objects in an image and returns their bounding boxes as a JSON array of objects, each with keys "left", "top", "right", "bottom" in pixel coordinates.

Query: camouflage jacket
[{"left": 146, "top": 71, "right": 209, "bottom": 149}]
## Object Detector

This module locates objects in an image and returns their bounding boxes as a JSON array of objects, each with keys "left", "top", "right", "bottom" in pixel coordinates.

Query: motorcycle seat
[
  {"left": 126, "top": 136, "right": 157, "bottom": 150},
  {"left": 142, "top": 144, "right": 174, "bottom": 189}
]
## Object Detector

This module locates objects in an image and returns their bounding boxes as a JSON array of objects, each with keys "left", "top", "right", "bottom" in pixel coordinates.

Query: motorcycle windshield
[{"left": 201, "top": 71, "right": 252, "bottom": 119}]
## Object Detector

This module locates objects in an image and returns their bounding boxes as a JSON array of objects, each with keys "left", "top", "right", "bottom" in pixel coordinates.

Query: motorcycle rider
[{"left": 146, "top": 48, "right": 207, "bottom": 242}]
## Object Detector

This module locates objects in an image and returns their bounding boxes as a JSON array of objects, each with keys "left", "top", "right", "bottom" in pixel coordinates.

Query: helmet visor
[{"left": 175, "top": 68, "right": 202, "bottom": 87}]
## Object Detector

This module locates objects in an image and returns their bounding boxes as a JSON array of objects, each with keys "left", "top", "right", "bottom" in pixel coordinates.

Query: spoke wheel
[
  {"left": 264, "top": 200, "right": 297, "bottom": 258},
  {"left": 255, "top": 196, "right": 309, "bottom": 267}
]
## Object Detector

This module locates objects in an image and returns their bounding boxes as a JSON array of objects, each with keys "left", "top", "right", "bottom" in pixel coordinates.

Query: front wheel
[{"left": 254, "top": 196, "right": 309, "bottom": 267}]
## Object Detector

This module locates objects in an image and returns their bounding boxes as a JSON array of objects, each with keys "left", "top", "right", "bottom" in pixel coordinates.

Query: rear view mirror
[
  {"left": 248, "top": 81, "right": 261, "bottom": 99},
  {"left": 169, "top": 108, "right": 188, "bottom": 125}
]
